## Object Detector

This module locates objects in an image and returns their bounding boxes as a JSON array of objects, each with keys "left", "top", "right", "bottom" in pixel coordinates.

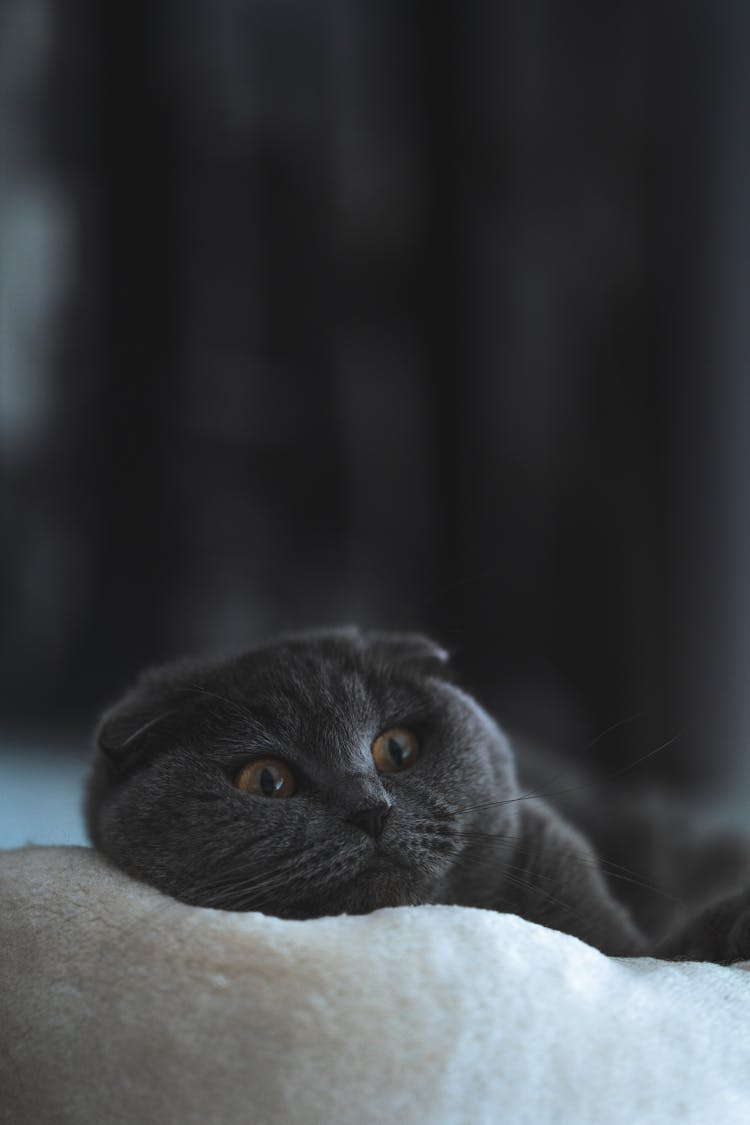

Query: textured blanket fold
[{"left": 1, "top": 846, "right": 749, "bottom": 1125}]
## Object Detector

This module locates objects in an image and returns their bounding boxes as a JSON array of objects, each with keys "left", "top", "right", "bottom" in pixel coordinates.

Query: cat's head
[{"left": 85, "top": 628, "right": 518, "bottom": 917}]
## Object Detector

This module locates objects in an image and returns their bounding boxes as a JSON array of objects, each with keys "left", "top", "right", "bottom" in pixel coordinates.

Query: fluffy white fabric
[{"left": 1, "top": 846, "right": 749, "bottom": 1125}]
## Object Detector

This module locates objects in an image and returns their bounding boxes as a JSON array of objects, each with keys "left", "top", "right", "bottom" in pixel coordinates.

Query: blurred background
[{"left": 1, "top": 0, "right": 749, "bottom": 848}]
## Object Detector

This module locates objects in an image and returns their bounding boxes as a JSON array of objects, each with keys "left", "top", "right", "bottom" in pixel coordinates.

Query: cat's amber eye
[
  {"left": 371, "top": 728, "right": 420, "bottom": 773},
  {"left": 234, "top": 759, "right": 296, "bottom": 798}
]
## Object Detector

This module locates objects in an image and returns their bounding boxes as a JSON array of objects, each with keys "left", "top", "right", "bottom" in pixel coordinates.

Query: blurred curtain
[{"left": 1, "top": 1, "right": 746, "bottom": 791}]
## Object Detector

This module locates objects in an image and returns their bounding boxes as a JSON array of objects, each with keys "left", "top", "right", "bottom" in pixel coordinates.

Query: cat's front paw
[
  {"left": 657, "top": 888, "right": 750, "bottom": 963},
  {"left": 726, "top": 898, "right": 750, "bottom": 963}
]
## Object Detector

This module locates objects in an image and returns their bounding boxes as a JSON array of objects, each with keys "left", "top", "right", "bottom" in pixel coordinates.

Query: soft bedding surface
[{"left": 1, "top": 846, "right": 749, "bottom": 1125}]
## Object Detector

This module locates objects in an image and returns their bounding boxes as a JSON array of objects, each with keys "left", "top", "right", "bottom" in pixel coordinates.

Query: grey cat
[{"left": 85, "top": 628, "right": 750, "bottom": 962}]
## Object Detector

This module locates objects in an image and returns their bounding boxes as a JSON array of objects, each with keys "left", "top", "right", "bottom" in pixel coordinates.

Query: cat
[{"left": 84, "top": 627, "right": 750, "bottom": 962}]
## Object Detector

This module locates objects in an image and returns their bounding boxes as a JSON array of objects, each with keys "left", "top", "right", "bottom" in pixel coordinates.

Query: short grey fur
[{"left": 85, "top": 628, "right": 750, "bottom": 961}]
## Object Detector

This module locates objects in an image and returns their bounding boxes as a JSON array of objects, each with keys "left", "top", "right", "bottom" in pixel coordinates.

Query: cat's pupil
[
  {"left": 260, "top": 767, "right": 279, "bottom": 796},
  {"left": 388, "top": 737, "right": 405, "bottom": 765}
]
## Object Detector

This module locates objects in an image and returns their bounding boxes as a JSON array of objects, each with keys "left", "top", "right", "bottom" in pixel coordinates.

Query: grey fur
[{"left": 85, "top": 628, "right": 750, "bottom": 961}]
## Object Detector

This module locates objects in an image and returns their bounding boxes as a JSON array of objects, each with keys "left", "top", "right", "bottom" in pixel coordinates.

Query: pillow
[{"left": 1, "top": 846, "right": 749, "bottom": 1125}]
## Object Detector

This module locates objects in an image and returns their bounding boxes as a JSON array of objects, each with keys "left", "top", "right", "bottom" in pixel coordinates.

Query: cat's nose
[{"left": 348, "top": 802, "right": 391, "bottom": 838}]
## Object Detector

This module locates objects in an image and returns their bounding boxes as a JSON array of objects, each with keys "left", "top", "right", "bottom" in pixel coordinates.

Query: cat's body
[{"left": 85, "top": 628, "right": 750, "bottom": 962}]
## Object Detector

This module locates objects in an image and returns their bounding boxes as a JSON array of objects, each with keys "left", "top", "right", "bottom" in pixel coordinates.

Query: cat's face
[{"left": 85, "top": 630, "right": 518, "bottom": 917}]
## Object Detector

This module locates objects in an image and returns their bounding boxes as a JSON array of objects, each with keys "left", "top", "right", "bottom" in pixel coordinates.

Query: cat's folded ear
[
  {"left": 96, "top": 703, "right": 174, "bottom": 770},
  {"left": 94, "top": 668, "right": 190, "bottom": 770},
  {"left": 365, "top": 631, "right": 451, "bottom": 677}
]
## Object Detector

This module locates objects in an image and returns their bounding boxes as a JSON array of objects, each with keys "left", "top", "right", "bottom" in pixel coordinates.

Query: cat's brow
[{"left": 181, "top": 683, "right": 280, "bottom": 731}]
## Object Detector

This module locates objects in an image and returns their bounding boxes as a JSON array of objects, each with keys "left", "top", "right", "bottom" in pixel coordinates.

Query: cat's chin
[{"left": 272, "top": 865, "right": 428, "bottom": 920}]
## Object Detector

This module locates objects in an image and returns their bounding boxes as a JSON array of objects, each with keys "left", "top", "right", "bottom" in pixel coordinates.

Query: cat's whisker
[
  {"left": 235, "top": 861, "right": 346, "bottom": 914},
  {"left": 455, "top": 732, "right": 684, "bottom": 818},
  {"left": 193, "top": 851, "right": 321, "bottom": 906},
  {"left": 454, "top": 731, "right": 683, "bottom": 819},
  {"left": 452, "top": 829, "right": 683, "bottom": 905},
  {"left": 203, "top": 871, "right": 302, "bottom": 911},
  {"left": 514, "top": 711, "right": 643, "bottom": 804},
  {"left": 455, "top": 784, "right": 594, "bottom": 814},
  {"left": 186, "top": 828, "right": 373, "bottom": 913},
  {"left": 607, "top": 730, "right": 684, "bottom": 780},
  {"left": 196, "top": 840, "right": 359, "bottom": 911},
  {"left": 492, "top": 866, "right": 587, "bottom": 928},
  {"left": 444, "top": 840, "right": 591, "bottom": 929},
  {"left": 179, "top": 681, "right": 257, "bottom": 726}
]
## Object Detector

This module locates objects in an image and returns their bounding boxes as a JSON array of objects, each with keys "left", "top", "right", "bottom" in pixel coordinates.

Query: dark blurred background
[{"left": 2, "top": 1, "right": 750, "bottom": 844}]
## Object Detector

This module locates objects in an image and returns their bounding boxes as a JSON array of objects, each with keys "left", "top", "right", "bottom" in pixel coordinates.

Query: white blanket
[{"left": 1, "top": 846, "right": 749, "bottom": 1125}]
